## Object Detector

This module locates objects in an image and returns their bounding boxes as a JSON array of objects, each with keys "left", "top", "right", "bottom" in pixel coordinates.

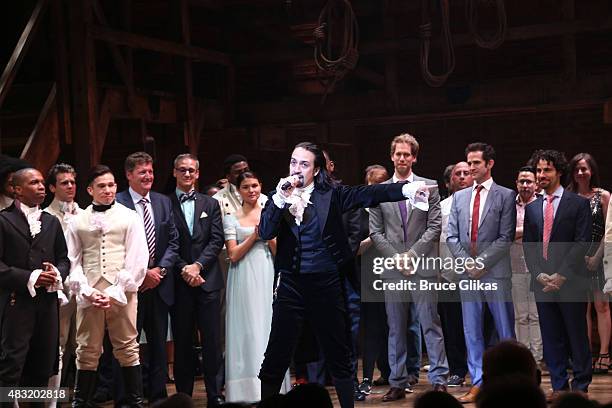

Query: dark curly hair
[{"left": 530, "top": 149, "right": 568, "bottom": 176}]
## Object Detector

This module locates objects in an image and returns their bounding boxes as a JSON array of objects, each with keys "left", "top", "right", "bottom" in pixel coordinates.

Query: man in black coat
[
  {"left": 0, "top": 168, "right": 69, "bottom": 404},
  {"left": 258, "top": 142, "right": 428, "bottom": 408},
  {"left": 168, "top": 153, "right": 225, "bottom": 407}
]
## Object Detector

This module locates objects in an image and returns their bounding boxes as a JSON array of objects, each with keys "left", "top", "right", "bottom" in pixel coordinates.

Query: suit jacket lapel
[
  {"left": 382, "top": 179, "right": 404, "bottom": 229},
  {"left": 118, "top": 191, "right": 136, "bottom": 211},
  {"left": 312, "top": 188, "right": 331, "bottom": 236},
  {"left": 150, "top": 193, "right": 162, "bottom": 241},
  {"left": 479, "top": 183, "right": 495, "bottom": 228},
  {"left": 171, "top": 194, "right": 190, "bottom": 236},
  {"left": 2, "top": 205, "right": 31, "bottom": 241},
  {"left": 192, "top": 195, "right": 205, "bottom": 239}
]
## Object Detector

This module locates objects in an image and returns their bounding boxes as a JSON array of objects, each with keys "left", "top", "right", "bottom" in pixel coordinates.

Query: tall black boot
[
  {"left": 122, "top": 365, "right": 144, "bottom": 408},
  {"left": 72, "top": 370, "right": 98, "bottom": 408},
  {"left": 334, "top": 377, "right": 355, "bottom": 408}
]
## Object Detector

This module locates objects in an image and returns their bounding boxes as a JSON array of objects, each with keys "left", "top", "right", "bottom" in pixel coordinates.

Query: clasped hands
[
  {"left": 84, "top": 290, "right": 112, "bottom": 309},
  {"left": 537, "top": 273, "right": 567, "bottom": 292},
  {"left": 181, "top": 263, "right": 205, "bottom": 287},
  {"left": 34, "top": 262, "right": 60, "bottom": 287}
]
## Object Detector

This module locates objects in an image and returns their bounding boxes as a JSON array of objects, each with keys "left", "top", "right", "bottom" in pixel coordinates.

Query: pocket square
[{"left": 200, "top": 211, "right": 208, "bottom": 219}]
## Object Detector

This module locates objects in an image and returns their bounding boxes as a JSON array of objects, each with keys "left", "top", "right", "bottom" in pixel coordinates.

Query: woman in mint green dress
[{"left": 223, "top": 171, "right": 291, "bottom": 403}]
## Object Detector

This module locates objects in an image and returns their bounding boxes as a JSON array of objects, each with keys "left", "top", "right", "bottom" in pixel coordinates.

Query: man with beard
[
  {"left": 258, "top": 141, "right": 430, "bottom": 408},
  {"left": 523, "top": 150, "right": 592, "bottom": 401}
]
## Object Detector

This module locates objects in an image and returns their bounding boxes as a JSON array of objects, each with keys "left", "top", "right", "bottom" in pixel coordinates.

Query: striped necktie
[{"left": 139, "top": 197, "right": 156, "bottom": 263}]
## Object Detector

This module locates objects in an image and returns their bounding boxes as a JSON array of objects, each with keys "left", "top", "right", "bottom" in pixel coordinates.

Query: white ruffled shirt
[{"left": 21, "top": 203, "right": 68, "bottom": 305}]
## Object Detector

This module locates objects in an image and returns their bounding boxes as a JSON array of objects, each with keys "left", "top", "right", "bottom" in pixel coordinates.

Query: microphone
[{"left": 281, "top": 175, "right": 303, "bottom": 191}]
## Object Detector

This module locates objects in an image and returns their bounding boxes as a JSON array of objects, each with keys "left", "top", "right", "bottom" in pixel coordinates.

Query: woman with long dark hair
[
  {"left": 223, "top": 171, "right": 290, "bottom": 402},
  {"left": 567, "top": 153, "right": 611, "bottom": 374}
]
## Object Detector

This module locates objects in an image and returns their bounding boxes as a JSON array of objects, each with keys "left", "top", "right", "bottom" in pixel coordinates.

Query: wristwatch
[{"left": 159, "top": 267, "right": 167, "bottom": 277}]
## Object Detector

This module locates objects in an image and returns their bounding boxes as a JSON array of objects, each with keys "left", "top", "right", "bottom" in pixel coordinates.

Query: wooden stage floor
[{"left": 169, "top": 367, "right": 612, "bottom": 407}]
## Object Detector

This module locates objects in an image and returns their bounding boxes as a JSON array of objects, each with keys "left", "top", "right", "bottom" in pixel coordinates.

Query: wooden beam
[
  {"left": 604, "top": 100, "right": 612, "bottom": 124},
  {"left": 97, "top": 89, "right": 123, "bottom": 148},
  {"left": 92, "top": 0, "right": 137, "bottom": 112},
  {"left": 238, "top": 71, "right": 612, "bottom": 125},
  {"left": 69, "top": 0, "right": 99, "bottom": 203},
  {"left": 20, "top": 84, "right": 60, "bottom": 174},
  {"left": 90, "top": 24, "right": 231, "bottom": 66},
  {"left": 50, "top": 0, "right": 72, "bottom": 145},
  {"left": 238, "top": 17, "right": 612, "bottom": 65},
  {"left": 0, "top": 0, "right": 49, "bottom": 110}
]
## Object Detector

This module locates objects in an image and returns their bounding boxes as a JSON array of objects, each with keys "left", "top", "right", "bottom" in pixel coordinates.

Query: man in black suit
[
  {"left": 169, "top": 153, "right": 225, "bottom": 407},
  {"left": 258, "top": 142, "right": 430, "bottom": 408},
  {"left": 116, "top": 152, "right": 179, "bottom": 403},
  {"left": 0, "top": 168, "right": 69, "bottom": 403},
  {"left": 523, "top": 149, "right": 592, "bottom": 401}
]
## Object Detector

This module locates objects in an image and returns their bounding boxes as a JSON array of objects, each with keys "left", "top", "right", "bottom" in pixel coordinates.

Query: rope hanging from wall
[
  {"left": 419, "top": 0, "right": 456, "bottom": 87},
  {"left": 466, "top": 0, "right": 507, "bottom": 50},
  {"left": 313, "top": 0, "right": 359, "bottom": 104}
]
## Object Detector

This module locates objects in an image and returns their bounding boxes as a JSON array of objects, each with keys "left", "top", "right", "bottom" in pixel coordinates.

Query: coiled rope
[
  {"left": 419, "top": 0, "right": 455, "bottom": 87},
  {"left": 466, "top": 0, "right": 507, "bottom": 50},
  {"left": 314, "top": 0, "right": 359, "bottom": 104}
]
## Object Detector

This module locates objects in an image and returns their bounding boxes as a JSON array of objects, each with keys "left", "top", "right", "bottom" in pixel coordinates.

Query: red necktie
[
  {"left": 542, "top": 194, "right": 555, "bottom": 259},
  {"left": 470, "top": 185, "right": 484, "bottom": 256}
]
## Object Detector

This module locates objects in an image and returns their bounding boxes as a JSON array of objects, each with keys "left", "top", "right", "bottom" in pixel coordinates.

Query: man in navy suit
[
  {"left": 523, "top": 149, "right": 592, "bottom": 400},
  {"left": 447, "top": 142, "right": 517, "bottom": 403},
  {"left": 258, "top": 142, "right": 430, "bottom": 408},
  {"left": 168, "top": 153, "right": 225, "bottom": 407},
  {"left": 116, "top": 152, "right": 179, "bottom": 403}
]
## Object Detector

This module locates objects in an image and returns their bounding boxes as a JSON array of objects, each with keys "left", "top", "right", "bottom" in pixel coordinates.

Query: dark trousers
[
  {"left": 438, "top": 290, "right": 468, "bottom": 378},
  {"left": 361, "top": 301, "right": 390, "bottom": 381},
  {"left": 307, "top": 278, "right": 360, "bottom": 385},
  {"left": 536, "top": 301, "right": 592, "bottom": 392},
  {"left": 0, "top": 292, "right": 58, "bottom": 386},
  {"left": 260, "top": 272, "right": 353, "bottom": 385},
  {"left": 136, "top": 289, "right": 169, "bottom": 402},
  {"left": 170, "top": 284, "right": 222, "bottom": 399}
]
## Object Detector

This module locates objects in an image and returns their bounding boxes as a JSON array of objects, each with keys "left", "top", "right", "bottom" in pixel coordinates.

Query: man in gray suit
[
  {"left": 447, "top": 142, "right": 517, "bottom": 403},
  {"left": 370, "top": 134, "right": 448, "bottom": 401}
]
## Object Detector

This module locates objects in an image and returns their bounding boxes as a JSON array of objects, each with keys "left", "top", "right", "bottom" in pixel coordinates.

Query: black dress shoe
[
  {"left": 382, "top": 387, "right": 405, "bottom": 402},
  {"left": 372, "top": 377, "right": 389, "bottom": 386},
  {"left": 208, "top": 395, "right": 225, "bottom": 407}
]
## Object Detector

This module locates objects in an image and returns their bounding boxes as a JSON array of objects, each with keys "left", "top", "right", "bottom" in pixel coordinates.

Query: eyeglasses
[{"left": 175, "top": 167, "right": 197, "bottom": 174}]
